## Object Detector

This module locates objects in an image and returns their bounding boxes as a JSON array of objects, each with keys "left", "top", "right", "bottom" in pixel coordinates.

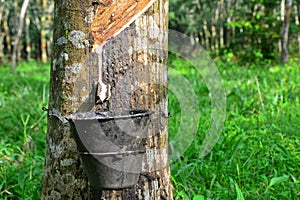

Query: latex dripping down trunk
[{"left": 91, "top": 0, "right": 155, "bottom": 105}]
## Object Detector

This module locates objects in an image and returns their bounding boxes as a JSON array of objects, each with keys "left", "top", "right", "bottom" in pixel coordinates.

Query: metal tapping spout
[{"left": 93, "top": 44, "right": 111, "bottom": 104}]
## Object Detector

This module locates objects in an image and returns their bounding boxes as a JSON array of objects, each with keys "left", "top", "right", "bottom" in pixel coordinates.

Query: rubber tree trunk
[
  {"left": 281, "top": 0, "right": 293, "bottom": 63},
  {"left": 41, "top": 0, "right": 172, "bottom": 199},
  {"left": 3, "top": 8, "right": 11, "bottom": 59},
  {"left": 0, "top": 0, "right": 4, "bottom": 63},
  {"left": 40, "top": 0, "right": 47, "bottom": 63},
  {"left": 25, "top": 15, "right": 31, "bottom": 61},
  {"left": 296, "top": 5, "right": 300, "bottom": 54},
  {"left": 10, "top": 0, "right": 30, "bottom": 72}
]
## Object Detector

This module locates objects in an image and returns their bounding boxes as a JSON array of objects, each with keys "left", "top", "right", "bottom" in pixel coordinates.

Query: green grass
[
  {"left": 0, "top": 58, "right": 300, "bottom": 199},
  {"left": 0, "top": 61, "right": 49, "bottom": 199},
  {"left": 169, "top": 56, "right": 300, "bottom": 199}
]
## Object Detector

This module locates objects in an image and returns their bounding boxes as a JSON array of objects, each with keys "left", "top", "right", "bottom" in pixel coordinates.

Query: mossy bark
[{"left": 41, "top": 0, "right": 172, "bottom": 199}]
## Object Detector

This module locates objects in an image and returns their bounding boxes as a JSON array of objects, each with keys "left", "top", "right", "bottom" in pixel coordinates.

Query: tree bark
[
  {"left": 0, "top": 0, "right": 4, "bottom": 63},
  {"left": 3, "top": 8, "right": 11, "bottom": 59},
  {"left": 40, "top": 0, "right": 47, "bottom": 63},
  {"left": 0, "top": 33, "right": 4, "bottom": 64},
  {"left": 203, "top": 20, "right": 210, "bottom": 50},
  {"left": 213, "top": 1, "right": 219, "bottom": 55},
  {"left": 10, "top": 0, "right": 30, "bottom": 71},
  {"left": 41, "top": 0, "right": 172, "bottom": 199},
  {"left": 281, "top": 0, "right": 293, "bottom": 63},
  {"left": 46, "top": 3, "right": 54, "bottom": 60},
  {"left": 25, "top": 15, "right": 31, "bottom": 61},
  {"left": 278, "top": 0, "right": 285, "bottom": 53},
  {"left": 294, "top": 5, "right": 300, "bottom": 54},
  {"left": 219, "top": 0, "right": 224, "bottom": 49}
]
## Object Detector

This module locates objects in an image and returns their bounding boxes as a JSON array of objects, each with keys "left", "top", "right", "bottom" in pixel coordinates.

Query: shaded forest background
[{"left": 1, "top": 0, "right": 300, "bottom": 68}]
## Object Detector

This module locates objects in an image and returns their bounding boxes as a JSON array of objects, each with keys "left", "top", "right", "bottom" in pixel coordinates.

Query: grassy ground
[
  {"left": 0, "top": 58, "right": 299, "bottom": 199},
  {"left": 169, "top": 57, "right": 300, "bottom": 199},
  {"left": 0, "top": 61, "right": 49, "bottom": 199}
]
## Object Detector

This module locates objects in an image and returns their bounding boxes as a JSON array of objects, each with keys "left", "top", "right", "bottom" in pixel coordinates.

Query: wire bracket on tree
[{"left": 42, "top": 107, "right": 70, "bottom": 126}]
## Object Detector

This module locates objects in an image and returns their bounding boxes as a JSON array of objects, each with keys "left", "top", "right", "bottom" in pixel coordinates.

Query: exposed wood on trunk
[
  {"left": 41, "top": 0, "right": 172, "bottom": 199},
  {"left": 10, "top": 0, "right": 30, "bottom": 71},
  {"left": 91, "top": 0, "right": 155, "bottom": 46},
  {"left": 281, "top": 0, "right": 293, "bottom": 63}
]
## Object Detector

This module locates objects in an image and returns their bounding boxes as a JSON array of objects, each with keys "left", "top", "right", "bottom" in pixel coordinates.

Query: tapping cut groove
[{"left": 91, "top": 0, "right": 155, "bottom": 104}]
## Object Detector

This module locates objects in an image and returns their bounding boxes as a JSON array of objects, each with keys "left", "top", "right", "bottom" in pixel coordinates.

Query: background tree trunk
[
  {"left": 25, "top": 15, "right": 31, "bottom": 61},
  {"left": 294, "top": 5, "right": 300, "bottom": 54},
  {"left": 40, "top": 0, "right": 47, "bottom": 63},
  {"left": 10, "top": 0, "right": 30, "bottom": 71},
  {"left": 3, "top": 8, "right": 11, "bottom": 60},
  {"left": 225, "top": 0, "right": 232, "bottom": 48},
  {"left": 219, "top": 0, "right": 224, "bottom": 49},
  {"left": 0, "top": 32, "right": 4, "bottom": 64},
  {"left": 41, "top": 0, "right": 172, "bottom": 199},
  {"left": 281, "top": 0, "right": 293, "bottom": 63},
  {"left": 0, "top": 0, "right": 4, "bottom": 63},
  {"left": 46, "top": 4, "right": 54, "bottom": 60}
]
